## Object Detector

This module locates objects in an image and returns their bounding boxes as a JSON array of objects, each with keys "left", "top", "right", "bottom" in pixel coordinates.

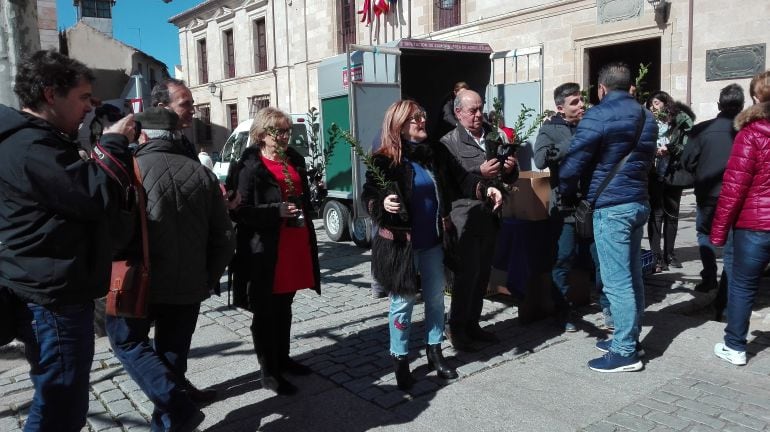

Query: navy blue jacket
[{"left": 559, "top": 91, "right": 657, "bottom": 209}]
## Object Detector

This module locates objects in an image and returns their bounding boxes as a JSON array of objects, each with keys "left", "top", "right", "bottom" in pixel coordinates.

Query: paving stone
[
  {"left": 659, "top": 383, "right": 703, "bottom": 400},
  {"left": 692, "top": 381, "right": 744, "bottom": 400},
  {"left": 105, "top": 398, "right": 135, "bottom": 417},
  {"left": 86, "top": 411, "right": 120, "bottom": 431},
  {"left": 456, "top": 361, "right": 488, "bottom": 376},
  {"left": 99, "top": 389, "right": 126, "bottom": 404},
  {"left": 91, "top": 380, "right": 117, "bottom": 395},
  {"left": 116, "top": 411, "right": 149, "bottom": 429},
  {"left": 645, "top": 410, "right": 692, "bottom": 430},
  {"left": 719, "top": 411, "right": 767, "bottom": 430},
  {"left": 0, "top": 416, "right": 21, "bottom": 431},
  {"left": 638, "top": 398, "right": 678, "bottom": 414},
  {"left": 700, "top": 394, "right": 742, "bottom": 411},
  {"left": 581, "top": 421, "right": 630, "bottom": 432},
  {"left": 675, "top": 407, "right": 725, "bottom": 429},
  {"left": 674, "top": 398, "right": 723, "bottom": 416},
  {"left": 605, "top": 412, "right": 657, "bottom": 431},
  {"left": 329, "top": 371, "right": 352, "bottom": 385},
  {"left": 0, "top": 381, "right": 32, "bottom": 397},
  {"left": 356, "top": 385, "right": 385, "bottom": 401},
  {"left": 621, "top": 403, "right": 652, "bottom": 417}
]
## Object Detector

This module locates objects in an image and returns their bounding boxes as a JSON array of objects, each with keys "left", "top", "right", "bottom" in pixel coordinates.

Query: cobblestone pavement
[{"left": 3, "top": 193, "right": 770, "bottom": 431}]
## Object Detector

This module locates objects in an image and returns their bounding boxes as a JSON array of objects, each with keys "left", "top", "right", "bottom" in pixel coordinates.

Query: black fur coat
[{"left": 361, "top": 140, "right": 485, "bottom": 296}]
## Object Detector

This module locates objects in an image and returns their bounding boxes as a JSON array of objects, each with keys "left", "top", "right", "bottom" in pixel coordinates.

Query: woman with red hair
[{"left": 362, "top": 99, "right": 502, "bottom": 390}]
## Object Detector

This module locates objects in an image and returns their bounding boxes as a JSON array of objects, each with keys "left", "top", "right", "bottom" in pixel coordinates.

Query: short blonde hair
[
  {"left": 249, "top": 107, "right": 292, "bottom": 147},
  {"left": 750, "top": 70, "right": 770, "bottom": 103}
]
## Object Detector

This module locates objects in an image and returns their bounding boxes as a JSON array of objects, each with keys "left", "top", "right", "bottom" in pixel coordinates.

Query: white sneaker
[{"left": 714, "top": 343, "right": 747, "bottom": 366}]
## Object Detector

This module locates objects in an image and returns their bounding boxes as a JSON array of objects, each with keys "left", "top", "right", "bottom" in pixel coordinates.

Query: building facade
[{"left": 170, "top": 0, "right": 769, "bottom": 152}]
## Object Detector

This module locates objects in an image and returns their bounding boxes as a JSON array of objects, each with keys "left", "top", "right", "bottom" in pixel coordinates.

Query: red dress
[{"left": 261, "top": 156, "right": 315, "bottom": 294}]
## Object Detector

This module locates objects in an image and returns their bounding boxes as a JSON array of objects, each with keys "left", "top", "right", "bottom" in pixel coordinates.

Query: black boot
[
  {"left": 392, "top": 354, "right": 414, "bottom": 391},
  {"left": 426, "top": 344, "right": 458, "bottom": 379},
  {"left": 257, "top": 355, "right": 297, "bottom": 396}
]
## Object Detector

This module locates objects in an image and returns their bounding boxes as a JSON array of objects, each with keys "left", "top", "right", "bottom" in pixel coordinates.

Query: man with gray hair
[
  {"left": 439, "top": 89, "right": 518, "bottom": 351},
  {"left": 105, "top": 108, "right": 234, "bottom": 431}
]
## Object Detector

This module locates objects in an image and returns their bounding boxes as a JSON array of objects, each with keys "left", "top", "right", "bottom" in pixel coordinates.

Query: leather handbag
[
  {"left": 575, "top": 106, "right": 646, "bottom": 239},
  {"left": 106, "top": 158, "right": 150, "bottom": 318}
]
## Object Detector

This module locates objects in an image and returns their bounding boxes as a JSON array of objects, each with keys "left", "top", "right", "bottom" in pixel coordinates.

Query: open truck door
[
  {"left": 485, "top": 45, "right": 544, "bottom": 170},
  {"left": 318, "top": 39, "right": 493, "bottom": 248}
]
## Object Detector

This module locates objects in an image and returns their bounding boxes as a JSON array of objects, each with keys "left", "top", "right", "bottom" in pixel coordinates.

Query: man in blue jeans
[
  {"left": 106, "top": 107, "right": 234, "bottom": 431},
  {"left": 534, "top": 82, "right": 611, "bottom": 332},
  {"left": 0, "top": 51, "right": 134, "bottom": 431},
  {"left": 560, "top": 62, "right": 657, "bottom": 372}
]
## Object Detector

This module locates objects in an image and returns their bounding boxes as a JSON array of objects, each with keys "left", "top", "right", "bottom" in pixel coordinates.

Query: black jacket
[
  {"left": 439, "top": 124, "right": 518, "bottom": 236},
  {"left": 361, "top": 141, "right": 483, "bottom": 295},
  {"left": 0, "top": 105, "right": 131, "bottom": 306},
  {"left": 232, "top": 146, "right": 321, "bottom": 311},
  {"left": 134, "top": 138, "right": 235, "bottom": 305},
  {"left": 534, "top": 115, "right": 579, "bottom": 219},
  {"left": 681, "top": 112, "right": 738, "bottom": 207}
]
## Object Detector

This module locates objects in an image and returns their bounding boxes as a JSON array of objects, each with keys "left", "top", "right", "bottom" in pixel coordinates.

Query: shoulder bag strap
[
  {"left": 132, "top": 158, "right": 150, "bottom": 272},
  {"left": 591, "top": 105, "right": 647, "bottom": 206}
]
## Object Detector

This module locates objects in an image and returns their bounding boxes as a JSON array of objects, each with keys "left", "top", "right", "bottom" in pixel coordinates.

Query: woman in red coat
[{"left": 711, "top": 70, "right": 770, "bottom": 366}]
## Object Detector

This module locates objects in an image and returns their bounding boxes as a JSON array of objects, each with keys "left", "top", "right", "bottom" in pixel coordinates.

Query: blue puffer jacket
[{"left": 559, "top": 90, "right": 657, "bottom": 209}]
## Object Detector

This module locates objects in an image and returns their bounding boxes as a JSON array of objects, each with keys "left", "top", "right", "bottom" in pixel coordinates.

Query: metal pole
[{"left": 0, "top": 0, "right": 41, "bottom": 108}]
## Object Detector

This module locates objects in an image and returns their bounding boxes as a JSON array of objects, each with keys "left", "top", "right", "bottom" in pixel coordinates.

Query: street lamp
[
  {"left": 647, "top": 0, "right": 671, "bottom": 24},
  {"left": 208, "top": 82, "right": 218, "bottom": 95}
]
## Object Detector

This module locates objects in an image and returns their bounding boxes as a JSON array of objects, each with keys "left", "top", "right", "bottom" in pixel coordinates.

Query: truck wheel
[
  {"left": 323, "top": 200, "right": 350, "bottom": 242},
  {"left": 350, "top": 216, "right": 372, "bottom": 249}
]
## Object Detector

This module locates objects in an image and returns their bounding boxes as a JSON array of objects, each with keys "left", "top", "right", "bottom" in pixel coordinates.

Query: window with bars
[
  {"left": 434, "top": 0, "right": 461, "bottom": 31},
  {"left": 195, "top": 104, "right": 212, "bottom": 143},
  {"left": 253, "top": 19, "right": 268, "bottom": 73},
  {"left": 248, "top": 95, "right": 270, "bottom": 118},
  {"left": 227, "top": 103, "right": 239, "bottom": 130},
  {"left": 197, "top": 39, "right": 208, "bottom": 84},
  {"left": 337, "top": 0, "right": 356, "bottom": 54},
  {"left": 224, "top": 30, "right": 236, "bottom": 78},
  {"left": 81, "top": 0, "right": 112, "bottom": 18}
]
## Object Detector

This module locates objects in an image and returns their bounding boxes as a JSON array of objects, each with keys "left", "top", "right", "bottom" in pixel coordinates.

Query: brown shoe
[
  {"left": 467, "top": 325, "right": 500, "bottom": 343},
  {"left": 446, "top": 328, "right": 479, "bottom": 352}
]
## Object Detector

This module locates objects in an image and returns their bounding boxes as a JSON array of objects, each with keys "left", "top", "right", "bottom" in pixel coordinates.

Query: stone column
[{"left": 0, "top": 0, "right": 41, "bottom": 108}]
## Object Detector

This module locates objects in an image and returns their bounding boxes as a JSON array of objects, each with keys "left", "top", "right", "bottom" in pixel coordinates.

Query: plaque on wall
[
  {"left": 706, "top": 44, "right": 766, "bottom": 81},
  {"left": 597, "top": 0, "right": 643, "bottom": 24}
]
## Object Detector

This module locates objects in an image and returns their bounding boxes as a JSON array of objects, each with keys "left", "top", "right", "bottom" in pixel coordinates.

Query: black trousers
[
  {"left": 647, "top": 180, "right": 683, "bottom": 261},
  {"left": 448, "top": 227, "right": 497, "bottom": 333},
  {"left": 250, "top": 291, "right": 295, "bottom": 375}
]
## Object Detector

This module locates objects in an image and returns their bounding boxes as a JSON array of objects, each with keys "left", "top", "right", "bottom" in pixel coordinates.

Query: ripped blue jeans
[{"left": 389, "top": 244, "right": 446, "bottom": 356}]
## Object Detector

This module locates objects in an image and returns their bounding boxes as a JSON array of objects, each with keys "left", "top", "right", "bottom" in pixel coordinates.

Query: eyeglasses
[
  {"left": 268, "top": 128, "right": 291, "bottom": 137},
  {"left": 410, "top": 111, "right": 427, "bottom": 123}
]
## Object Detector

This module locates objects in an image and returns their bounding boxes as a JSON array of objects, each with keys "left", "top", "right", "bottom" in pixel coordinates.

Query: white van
[{"left": 212, "top": 113, "right": 312, "bottom": 182}]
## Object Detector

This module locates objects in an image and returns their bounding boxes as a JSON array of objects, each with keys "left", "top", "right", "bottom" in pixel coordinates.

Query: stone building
[{"left": 170, "top": 0, "right": 769, "bottom": 152}]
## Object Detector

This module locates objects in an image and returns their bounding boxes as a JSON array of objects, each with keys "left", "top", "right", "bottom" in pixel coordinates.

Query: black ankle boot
[
  {"left": 392, "top": 354, "right": 414, "bottom": 391},
  {"left": 258, "top": 355, "right": 297, "bottom": 396},
  {"left": 426, "top": 344, "right": 458, "bottom": 379}
]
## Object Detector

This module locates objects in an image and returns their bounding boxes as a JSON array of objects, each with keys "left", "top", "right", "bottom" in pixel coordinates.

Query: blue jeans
[
  {"left": 389, "top": 244, "right": 446, "bottom": 355},
  {"left": 106, "top": 303, "right": 201, "bottom": 432},
  {"left": 550, "top": 216, "right": 608, "bottom": 312},
  {"left": 15, "top": 301, "right": 95, "bottom": 432},
  {"left": 593, "top": 202, "right": 650, "bottom": 356},
  {"left": 696, "top": 206, "right": 733, "bottom": 282},
  {"left": 724, "top": 229, "right": 770, "bottom": 351}
]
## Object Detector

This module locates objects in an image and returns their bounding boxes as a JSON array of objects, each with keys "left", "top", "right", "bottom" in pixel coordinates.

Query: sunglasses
[
  {"left": 410, "top": 111, "right": 427, "bottom": 123},
  {"left": 268, "top": 127, "right": 291, "bottom": 137}
]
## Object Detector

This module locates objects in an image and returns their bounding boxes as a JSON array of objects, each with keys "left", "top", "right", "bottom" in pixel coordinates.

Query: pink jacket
[{"left": 711, "top": 102, "right": 770, "bottom": 245}]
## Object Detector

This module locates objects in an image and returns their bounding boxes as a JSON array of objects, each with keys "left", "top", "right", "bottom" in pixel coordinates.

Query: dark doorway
[{"left": 585, "top": 38, "right": 661, "bottom": 105}]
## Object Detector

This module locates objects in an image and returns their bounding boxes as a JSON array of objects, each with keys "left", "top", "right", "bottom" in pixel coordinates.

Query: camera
[{"left": 496, "top": 143, "right": 515, "bottom": 167}]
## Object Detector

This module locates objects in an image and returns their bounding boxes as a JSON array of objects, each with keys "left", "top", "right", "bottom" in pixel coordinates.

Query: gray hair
[{"left": 144, "top": 129, "right": 183, "bottom": 141}]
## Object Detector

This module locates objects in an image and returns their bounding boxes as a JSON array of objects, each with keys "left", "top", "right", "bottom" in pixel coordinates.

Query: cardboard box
[{"left": 502, "top": 171, "right": 551, "bottom": 221}]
